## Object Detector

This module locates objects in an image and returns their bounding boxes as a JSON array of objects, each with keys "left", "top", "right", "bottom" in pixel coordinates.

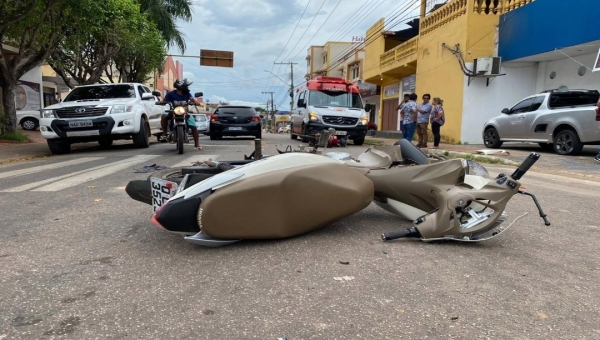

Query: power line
[
  {"left": 279, "top": 0, "right": 329, "bottom": 62},
  {"left": 282, "top": 0, "right": 343, "bottom": 63},
  {"left": 319, "top": 0, "right": 420, "bottom": 75},
  {"left": 263, "top": 0, "right": 313, "bottom": 94}
]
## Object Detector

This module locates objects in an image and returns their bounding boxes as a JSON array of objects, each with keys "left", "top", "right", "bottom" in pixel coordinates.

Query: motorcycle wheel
[{"left": 177, "top": 125, "right": 184, "bottom": 154}]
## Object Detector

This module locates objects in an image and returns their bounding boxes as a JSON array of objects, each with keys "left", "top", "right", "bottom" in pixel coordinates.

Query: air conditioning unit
[{"left": 473, "top": 57, "right": 502, "bottom": 75}]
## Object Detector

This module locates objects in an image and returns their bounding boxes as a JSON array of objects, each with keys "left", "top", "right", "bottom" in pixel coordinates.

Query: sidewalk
[
  {"left": 0, "top": 130, "right": 53, "bottom": 165},
  {"left": 365, "top": 136, "right": 600, "bottom": 182}
]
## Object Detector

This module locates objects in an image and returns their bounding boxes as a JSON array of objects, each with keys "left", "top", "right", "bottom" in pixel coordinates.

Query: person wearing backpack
[{"left": 430, "top": 97, "right": 445, "bottom": 149}]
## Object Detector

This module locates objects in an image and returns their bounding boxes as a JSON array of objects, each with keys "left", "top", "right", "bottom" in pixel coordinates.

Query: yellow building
[{"left": 363, "top": 0, "right": 534, "bottom": 144}]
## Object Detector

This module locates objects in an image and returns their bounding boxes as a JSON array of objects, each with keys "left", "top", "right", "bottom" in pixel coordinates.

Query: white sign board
[{"left": 594, "top": 47, "right": 600, "bottom": 72}]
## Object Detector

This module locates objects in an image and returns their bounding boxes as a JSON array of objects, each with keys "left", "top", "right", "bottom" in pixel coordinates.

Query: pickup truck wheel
[
  {"left": 21, "top": 118, "right": 39, "bottom": 131},
  {"left": 553, "top": 129, "right": 583, "bottom": 155},
  {"left": 132, "top": 120, "right": 150, "bottom": 148},
  {"left": 353, "top": 137, "right": 365, "bottom": 146},
  {"left": 483, "top": 127, "right": 503, "bottom": 148},
  {"left": 47, "top": 140, "right": 71, "bottom": 155},
  {"left": 290, "top": 124, "right": 297, "bottom": 140}
]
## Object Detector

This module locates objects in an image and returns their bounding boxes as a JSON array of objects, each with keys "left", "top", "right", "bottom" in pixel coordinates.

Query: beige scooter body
[{"left": 151, "top": 142, "right": 547, "bottom": 246}]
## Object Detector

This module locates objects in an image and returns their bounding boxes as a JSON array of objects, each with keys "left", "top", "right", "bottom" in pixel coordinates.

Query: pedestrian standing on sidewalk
[
  {"left": 397, "top": 94, "right": 410, "bottom": 137},
  {"left": 416, "top": 93, "right": 432, "bottom": 148},
  {"left": 401, "top": 93, "right": 418, "bottom": 142},
  {"left": 430, "top": 97, "right": 445, "bottom": 149}
]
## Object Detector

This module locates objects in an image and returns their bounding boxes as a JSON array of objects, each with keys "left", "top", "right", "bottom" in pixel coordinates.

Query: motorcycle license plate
[
  {"left": 151, "top": 178, "right": 179, "bottom": 212},
  {"left": 68, "top": 120, "right": 93, "bottom": 128},
  {"left": 228, "top": 127, "right": 242, "bottom": 130},
  {"left": 335, "top": 131, "right": 347, "bottom": 136}
]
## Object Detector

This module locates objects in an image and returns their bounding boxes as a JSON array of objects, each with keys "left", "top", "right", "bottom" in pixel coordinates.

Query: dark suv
[{"left": 209, "top": 106, "right": 262, "bottom": 140}]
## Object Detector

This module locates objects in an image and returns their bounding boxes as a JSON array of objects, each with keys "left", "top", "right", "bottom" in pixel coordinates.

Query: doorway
[{"left": 381, "top": 99, "right": 398, "bottom": 131}]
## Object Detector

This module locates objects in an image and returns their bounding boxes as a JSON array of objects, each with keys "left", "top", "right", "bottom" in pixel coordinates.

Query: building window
[
  {"left": 307, "top": 58, "right": 310, "bottom": 67},
  {"left": 323, "top": 54, "right": 327, "bottom": 64},
  {"left": 352, "top": 66, "right": 360, "bottom": 79}
]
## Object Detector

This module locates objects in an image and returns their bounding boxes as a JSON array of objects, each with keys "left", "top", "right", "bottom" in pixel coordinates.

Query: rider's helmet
[{"left": 173, "top": 78, "right": 193, "bottom": 92}]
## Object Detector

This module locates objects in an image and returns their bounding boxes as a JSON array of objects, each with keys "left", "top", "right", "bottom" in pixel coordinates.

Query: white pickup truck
[{"left": 39, "top": 83, "right": 166, "bottom": 154}]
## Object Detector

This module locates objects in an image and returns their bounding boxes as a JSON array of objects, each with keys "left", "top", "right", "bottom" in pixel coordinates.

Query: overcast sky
[{"left": 172, "top": 0, "right": 426, "bottom": 110}]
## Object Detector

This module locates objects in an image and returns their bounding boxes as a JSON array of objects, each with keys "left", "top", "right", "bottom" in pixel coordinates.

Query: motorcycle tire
[{"left": 177, "top": 125, "right": 185, "bottom": 154}]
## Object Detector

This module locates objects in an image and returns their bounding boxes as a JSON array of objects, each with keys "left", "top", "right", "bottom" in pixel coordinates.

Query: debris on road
[
  {"left": 338, "top": 260, "right": 350, "bottom": 265},
  {"left": 133, "top": 164, "right": 167, "bottom": 173}
]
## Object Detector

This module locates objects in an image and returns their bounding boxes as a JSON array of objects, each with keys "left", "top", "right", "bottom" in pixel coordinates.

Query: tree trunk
[{"left": 1, "top": 82, "right": 17, "bottom": 134}]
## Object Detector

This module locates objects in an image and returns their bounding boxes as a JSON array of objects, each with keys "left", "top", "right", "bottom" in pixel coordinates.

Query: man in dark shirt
[{"left": 157, "top": 78, "right": 203, "bottom": 150}]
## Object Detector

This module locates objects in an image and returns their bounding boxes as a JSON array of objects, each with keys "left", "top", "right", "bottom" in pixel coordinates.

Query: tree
[
  {"left": 47, "top": 0, "right": 148, "bottom": 89},
  {"left": 137, "top": 0, "right": 193, "bottom": 53},
  {"left": 109, "top": 20, "right": 167, "bottom": 83},
  {"left": 0, "top": 0, "right": 71, "bottom": 134}
]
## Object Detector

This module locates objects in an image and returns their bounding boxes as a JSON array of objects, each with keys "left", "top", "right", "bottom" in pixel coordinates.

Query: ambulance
[{"left": 290, "top": 76, "right": 368, "bottom": 145}]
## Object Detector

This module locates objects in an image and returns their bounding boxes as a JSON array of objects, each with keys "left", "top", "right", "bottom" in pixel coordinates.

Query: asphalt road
[{"left": 1, "top": 133, "right": 599, "bottom": 340}]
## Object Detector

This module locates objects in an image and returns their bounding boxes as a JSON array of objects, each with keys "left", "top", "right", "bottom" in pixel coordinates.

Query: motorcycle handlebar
[{"left": 510, "top": 152, "right": 540, "bottom": 181}]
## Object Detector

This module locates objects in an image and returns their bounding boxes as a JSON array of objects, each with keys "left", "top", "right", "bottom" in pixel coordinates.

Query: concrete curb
[{"left": 427, "top": 149, "right": 521, "bottom": 166}]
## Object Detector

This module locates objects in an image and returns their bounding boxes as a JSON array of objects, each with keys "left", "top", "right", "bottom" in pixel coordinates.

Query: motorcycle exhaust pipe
[{"left": 381, "top": 227, "right": 421, "bottom": 241}]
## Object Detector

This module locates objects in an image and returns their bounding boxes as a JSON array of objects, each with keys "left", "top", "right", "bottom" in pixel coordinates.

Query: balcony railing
[
  {"left": 473, "top": 0, "right": 535, "bottom": 14},
  {"left": 420, "top": 0, "right": 468, "bottom": 36},
  {"left": 420, "top": 0, "right": 535, "bottom": 36},
  {"left": 379, "top": 36, "right": 419, "bottom": 71}
]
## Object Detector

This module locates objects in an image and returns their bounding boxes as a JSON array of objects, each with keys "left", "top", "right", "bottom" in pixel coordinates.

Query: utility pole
[
  {"left": 274, "top": 61, "right": 298, "bottom": 113},
  {"left": 262, "top": 91, "right": 275, "bottom": 132}
]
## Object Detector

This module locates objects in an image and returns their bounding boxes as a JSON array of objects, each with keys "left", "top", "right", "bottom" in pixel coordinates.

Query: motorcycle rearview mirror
[{"left": 194, "top": 92, "right": 203, "bottom": 98}]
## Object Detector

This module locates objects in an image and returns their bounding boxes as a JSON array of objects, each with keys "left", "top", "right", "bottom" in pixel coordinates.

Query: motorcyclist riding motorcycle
[{"left": 158, "top": 78, "right": 203, "bottom": 151}]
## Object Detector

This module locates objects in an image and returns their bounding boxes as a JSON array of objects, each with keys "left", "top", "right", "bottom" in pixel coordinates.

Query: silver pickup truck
[{"left": 482, "top": 89, "right": 600, "bottom": 155}]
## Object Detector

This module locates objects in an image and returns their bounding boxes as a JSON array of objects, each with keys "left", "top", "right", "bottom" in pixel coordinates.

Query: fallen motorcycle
[{"left": 126, "top": 134, "right": 550, "bottom": 246}]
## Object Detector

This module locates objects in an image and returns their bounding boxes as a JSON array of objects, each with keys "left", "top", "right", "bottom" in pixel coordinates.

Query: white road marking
[
  {"left": 0, "top": 157, "right": 103, "bottom": 179},
  {"left": 1, "top": 155, "right": 160, "bottom": 193},
  {"left": 171, "top": 155, "right": 219, "bottom": 168},
  {"left": 21, "top": 155, "right": 160, "bottom": 192}
]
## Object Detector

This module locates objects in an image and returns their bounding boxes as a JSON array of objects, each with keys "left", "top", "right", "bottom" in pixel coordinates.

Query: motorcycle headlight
[
  {"left": 309, "top": 112, "right": 318, "bottom": 121},
  {"left": 174, "top": 106, "right": 186, "bottom": 115},
  {"left": 111, "top": 105, "right": 132, "bottom": 114},
  {"left": 41, "top": 110, "right": 55, "bottom": 118}
]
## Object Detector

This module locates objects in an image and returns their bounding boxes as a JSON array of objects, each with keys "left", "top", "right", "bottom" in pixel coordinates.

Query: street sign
[{"left": 200, "top": 49, "right": 234, "bottom": 67}]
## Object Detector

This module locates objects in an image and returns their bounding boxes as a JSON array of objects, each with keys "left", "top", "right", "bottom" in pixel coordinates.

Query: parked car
[
  {"left": 367, "top": 121, "right": 377, "bottom": 130},
  {"left": 189, "top": 113, "right": 209, "bottom": 134},
  {"left": 208, "top": 105, "right": 262, "bottom": 140},
  {"left": 39, "top": 83, "right": 166, "bottom": 154},
  {"left": 482, "top": 88, "right": 600, "bottom": 155},
  {"left": 17, "top": 111, "right": 40, "bottom": 131}
]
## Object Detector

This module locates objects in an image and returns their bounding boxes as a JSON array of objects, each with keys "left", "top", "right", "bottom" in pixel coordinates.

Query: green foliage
[
  {"left": 137, "top": 0, "right": 193, "bottom": 53},
  {"left": 111, "top": 20, "right": 167, "bottom": 83},
  {"left": 0, "top": 131, "right": 29, "bottom": 142},
  {"left": 47, "top": 0, "right": 149, "bottom": 87}
]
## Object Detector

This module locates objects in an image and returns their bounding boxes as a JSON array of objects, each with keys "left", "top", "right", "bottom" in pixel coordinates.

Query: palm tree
[{"left": 138, "top": 0, "right": 193, "bottom": 53}]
